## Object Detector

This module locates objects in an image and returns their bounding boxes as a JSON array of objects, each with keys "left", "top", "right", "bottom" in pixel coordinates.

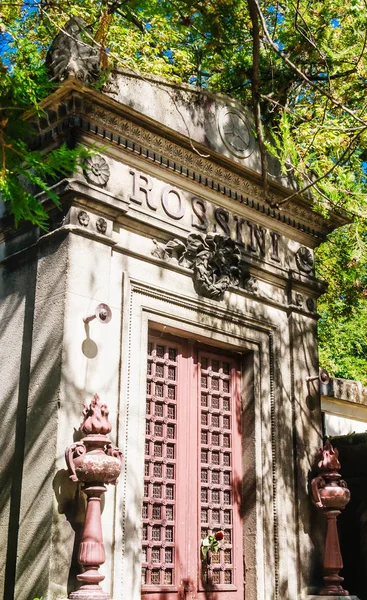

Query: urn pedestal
[
  {"left": 311, "top": 439, "right": 351, "bottom": 597},
  {"left": 66, "top": 394, "right": 123, "bottom": 600}
]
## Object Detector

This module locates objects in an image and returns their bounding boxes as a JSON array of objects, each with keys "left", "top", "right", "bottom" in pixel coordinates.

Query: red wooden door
[{"left": 142, "top": 335, "right": 244, "bottom": 600}]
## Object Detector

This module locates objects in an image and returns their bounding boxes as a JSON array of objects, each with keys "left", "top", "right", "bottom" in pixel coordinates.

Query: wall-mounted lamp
[
  {"left": 306, "top": 368, "right": 330, "bottom": 385},
  {"left": 83, "top": 303, "right": 112, "bottom": 325}
]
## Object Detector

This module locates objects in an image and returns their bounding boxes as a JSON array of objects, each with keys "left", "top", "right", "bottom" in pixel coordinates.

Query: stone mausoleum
[{"left": 0, "top": 19, "right": 359, "bottom": 600}]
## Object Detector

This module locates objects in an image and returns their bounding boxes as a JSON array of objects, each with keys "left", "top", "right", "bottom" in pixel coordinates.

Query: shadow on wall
[
  {"left": 1, "top": 253, "right": 38, "bottom": 600},
  {"left": 0, "top": 232, "right": 121, "bottom": 600}
]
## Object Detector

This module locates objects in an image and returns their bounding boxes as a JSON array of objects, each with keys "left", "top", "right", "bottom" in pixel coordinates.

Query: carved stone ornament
[
  {"left": 296, "top": 246, "right": 314, "bottom": 273},
  {"left": 153, "top": 233, "right": 241, "bottom": 300},
  {"left": 96, "top": 217, "right": 108, "bottom": 234},
  {"left": 306, "top": 297, "right": 315, "bottom": 312},
  {"left": 46, "top": 17, "right": 100, "bottom": 83},
  {"left": 83, "top": 155, "right": 110, "bottom": 187},
  {"left": 218, "top": 106, "right": 255, "bottom": 159},
  {"left": 310, "top": 439, "right": 351, "bottom": 597},
  {"left": 78, "top": 210, "right": 90, "bottom": 226},
  {"left": 65, "top": 394, "right": 123, "bottom": 600},
  {"left": 243, "top": 277, "right": 259, "bottom": 294}
]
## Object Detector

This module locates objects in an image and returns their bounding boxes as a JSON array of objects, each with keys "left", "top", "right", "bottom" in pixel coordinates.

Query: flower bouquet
[{"left": 201, "top": 531, "right": 224, "bottom": 563}]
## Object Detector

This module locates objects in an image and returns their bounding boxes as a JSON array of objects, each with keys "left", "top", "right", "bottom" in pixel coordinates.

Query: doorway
[{"left": 141, "top": 333, "right": 244, "bottom": 600}]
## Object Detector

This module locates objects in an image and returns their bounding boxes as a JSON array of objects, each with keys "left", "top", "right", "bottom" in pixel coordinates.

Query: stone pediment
[{"left": 27, "top": 77, "right": 348, "bottom": 247}]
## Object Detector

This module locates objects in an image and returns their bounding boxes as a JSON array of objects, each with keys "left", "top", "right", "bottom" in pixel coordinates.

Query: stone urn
[
  {"left": 311, "top": 439, "right": 350, "bottom": 596},
  {"left": 65, "top": 394, "right": 123, "bottom": 600}
]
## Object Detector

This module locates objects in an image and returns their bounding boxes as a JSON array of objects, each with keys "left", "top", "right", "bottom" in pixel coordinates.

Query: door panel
[
  {"left": 196, "top": 349, "right": 243, "bottom": 598},
  {"left": 141, "top": 336, "right": 243, "bottom": 600}
]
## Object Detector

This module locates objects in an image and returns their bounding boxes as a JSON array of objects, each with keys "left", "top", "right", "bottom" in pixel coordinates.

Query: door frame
[{"left": 116, "top": 278, "right": 284, "bottom": 600}]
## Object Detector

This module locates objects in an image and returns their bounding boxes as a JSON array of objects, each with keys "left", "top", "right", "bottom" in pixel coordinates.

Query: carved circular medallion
[
  {"left": 306, "top": 298, "right": 315, "bottom": 312},
  {"left": 296, "top": 246, "right": 314, "bottom": 273},
  {"left": 218, "top": 106, "right": 254, "bottom": 158},
  {"left": 96, "top": 217, "right": 107, "bottom": 234},
  {"left": 83, "top": 154, "right": 110, "bottom": 187},
  {"left": 295, "top": 293, "right": 303, "bottom": 307},
  {"left": 78, "top": 210, "right": 89, "bottom": 226}
]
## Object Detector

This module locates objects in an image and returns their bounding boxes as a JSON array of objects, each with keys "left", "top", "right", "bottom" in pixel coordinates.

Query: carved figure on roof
[{"left": 46, "top": 17, "right": 100, "bottom": 83}]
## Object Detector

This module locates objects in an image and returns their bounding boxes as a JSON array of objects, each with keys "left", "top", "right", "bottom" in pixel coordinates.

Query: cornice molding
[{"left": 29, "top": 81, "right": 349, "bottom": 241}]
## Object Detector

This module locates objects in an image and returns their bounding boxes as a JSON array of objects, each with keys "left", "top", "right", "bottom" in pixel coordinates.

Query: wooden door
[{"left": 141, "top": 335, "right": 244, "bottom": 600}]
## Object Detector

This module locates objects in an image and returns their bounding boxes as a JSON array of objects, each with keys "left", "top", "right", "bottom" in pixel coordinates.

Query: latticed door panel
[
  {"left": 198, "top": 352, "right": 241, "bottom": 591},
  {"left": 142, "top": 339, "right": 181, "bottom": 591},
  {"left": 141, "top": 336, "right": 243, "bottom": 600}
]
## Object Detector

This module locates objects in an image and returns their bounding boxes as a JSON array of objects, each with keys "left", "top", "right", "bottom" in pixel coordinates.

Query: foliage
[
  {"left": 316, "top": 225, "right": 367, "bottom": 385},
  {"left": 1, "top": 1, "right": 367, "bottom": 379},
  {"left": 0, "top": 20, "right": 88, "bottom": 227}
]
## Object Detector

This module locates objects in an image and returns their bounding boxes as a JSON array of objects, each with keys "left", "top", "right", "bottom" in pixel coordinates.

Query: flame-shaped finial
[
  {"left": 81, "top": 393, "right": 112, "bottom": 435},
  {"left": 316, "top": 439, "right": 341, "bottom": 473}
]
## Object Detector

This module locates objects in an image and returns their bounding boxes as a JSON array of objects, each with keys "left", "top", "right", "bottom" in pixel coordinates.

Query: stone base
[
  {"left": 69, "top": 588, "right": 110, "bottom": 600},
  {"left": 69, "top": 594, "right": 110, "bottom": 600},
  {"left": 307, "top": 596, "right": 360, "bottom": 600}
]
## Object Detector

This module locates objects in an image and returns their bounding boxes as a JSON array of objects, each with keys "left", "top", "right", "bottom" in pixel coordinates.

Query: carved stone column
[
  {"left": 65, "top": 394, "right": 123, "bottom": 599},
  {"left": 311, "top": 439, "right": 350, "bottom": 596}
]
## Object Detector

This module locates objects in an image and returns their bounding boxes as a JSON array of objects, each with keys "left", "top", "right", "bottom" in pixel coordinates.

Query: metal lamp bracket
[
  {"left": 306, "top": 369, "right": 330, "bottom": 384},
  {"left": 83, "top": 303, "right": 112, "bottom": 325}
]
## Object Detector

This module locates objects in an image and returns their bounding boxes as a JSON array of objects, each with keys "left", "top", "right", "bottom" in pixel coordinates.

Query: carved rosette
[
  {"left": 310, "top": 439, "right": 350, "bottom": 596},
  {"left": 152, "top": 233, "right": 241, "bottom": 300},
  {"left": 83, "top": 155, "right": 110, "bottom": 187},
  {"left": 65, "top": 394, "right": 123, "bottom": 599},
  {"left": 296, "top": 246, "right": 314, "bottom": 273}
]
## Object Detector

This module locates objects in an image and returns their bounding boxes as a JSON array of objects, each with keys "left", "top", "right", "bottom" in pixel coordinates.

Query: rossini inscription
[{"left": 128, "top": 168, "right": 281, "bottom": 263}]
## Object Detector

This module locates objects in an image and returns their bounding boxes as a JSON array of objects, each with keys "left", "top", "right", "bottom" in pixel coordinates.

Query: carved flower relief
[
  {"left": 78, "top": 210, "right": 90, "bottom": 226},
  {"left": 132, "top": 126, "right": 142, "bottom": 139},
  {"left": 296, "top": 246, "right": 314, "bottom": 273},
  {"left": 96, "top": 217, "right": 108, "bottom": 235},
  {"left": 83, "top": 154, "right": 110, "bottom": 187}
]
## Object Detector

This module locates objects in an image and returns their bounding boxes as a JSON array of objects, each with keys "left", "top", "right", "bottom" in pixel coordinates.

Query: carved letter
[
  {"left": 270, "top": 231, "right": 280, "bottom": 261},
  {"left": 214, "top": 207, "right": 230, "bottom": 237},
  {"left": 129, "top": 169, "right": 156, "bottom": 210},
  {"left": 234, "top": 216, "right": 246, "bottom": 245},
  {"left": 161, "top": 186, "right": 185, "bottom": 220},
  {"left": 247, "top": 221, "right": 266, "bottom": 256},
  {"left": 192, "top": 197, "right": 208, "bottom": 232}
]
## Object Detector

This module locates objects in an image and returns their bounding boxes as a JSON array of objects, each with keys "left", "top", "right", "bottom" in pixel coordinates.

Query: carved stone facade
[{"left": 0, "top": 67, "right": 355, "bottom": 600}]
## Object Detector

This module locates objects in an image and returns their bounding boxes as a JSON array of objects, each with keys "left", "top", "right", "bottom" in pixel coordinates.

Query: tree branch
[
  {"left": 247, "top": 0, "right": 269, "bottom": 200},
  {"left": 273, "top": 127, "right": 367, "bottom": 207},
  {"left": 252, "top": 0, "right": 367, "bottom": 127}
]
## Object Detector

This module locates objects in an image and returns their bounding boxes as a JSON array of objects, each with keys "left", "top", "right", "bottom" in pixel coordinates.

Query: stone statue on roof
[{"left": 46, "top": 17, "right": 100, "bottom": 84}]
